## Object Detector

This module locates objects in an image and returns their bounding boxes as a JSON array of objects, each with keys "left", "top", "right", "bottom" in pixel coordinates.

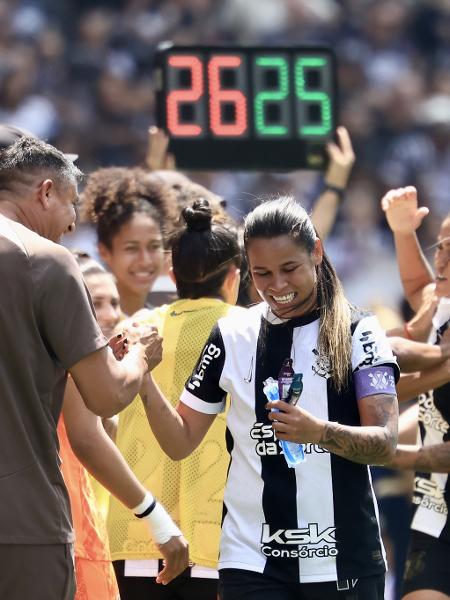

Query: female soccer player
[
  {"left": 60, "top": 253, "right": 187, "bottom": 598},
  {"left": 80, "top": 166, "right": 176, "bottom": 316},
  {"left": 381, "top": 187, "right": 450, "bottom": 600},
  {"left": 140, "top": 196, "right": 399, "bottom": 600},
  {"left": 107, "top": 199, "right": 244, "bottom": 599}
]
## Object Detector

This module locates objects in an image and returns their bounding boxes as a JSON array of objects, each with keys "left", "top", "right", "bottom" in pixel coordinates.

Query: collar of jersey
[
  {"left": 170, "top": 297, "right": 226, "bottom": 312},
  {"left": 263, "top": 303, "right": 320, "bottom": 328}
]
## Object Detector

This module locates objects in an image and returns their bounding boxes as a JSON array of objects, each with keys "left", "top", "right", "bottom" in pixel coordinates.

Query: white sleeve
[{"left": 351, "top": 314, "right": 399, "bottom": 379}]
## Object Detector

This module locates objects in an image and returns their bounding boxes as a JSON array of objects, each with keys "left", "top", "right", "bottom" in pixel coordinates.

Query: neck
[
  {"left": 0, "top": 200, "right": 28, "bottom": 227},
  {"left": 117, "top": 283, "right": 148, "bottom": 317}
]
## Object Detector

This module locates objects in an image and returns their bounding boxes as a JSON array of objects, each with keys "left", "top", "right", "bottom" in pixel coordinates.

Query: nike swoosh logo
[
  {"left": 170, "top": 309, "right": 199, "bottom": 317},
  {"left": 244, "top": 356, "right": 253, "bottom": 383}
]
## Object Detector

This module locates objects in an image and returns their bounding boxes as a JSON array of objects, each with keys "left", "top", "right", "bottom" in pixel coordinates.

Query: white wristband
[
  {"left": 132, "top": 491, "right": 155, "bottom": 516},
  {"left": 144, "top": 502, "right": 182, "bottom": 545},
  {"left": 133, "top": 491, "right": 181, "bottom": 545}
]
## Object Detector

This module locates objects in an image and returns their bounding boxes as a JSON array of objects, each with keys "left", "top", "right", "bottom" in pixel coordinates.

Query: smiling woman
[
  {"left": 139, "top": 195, "right": 400, "bottom": 600},
  {"left": 80, "top": 167, "right": 177, "bottom": 315},
  {"left": 244, "top": 197, "right": 352, "bottom": 392}
]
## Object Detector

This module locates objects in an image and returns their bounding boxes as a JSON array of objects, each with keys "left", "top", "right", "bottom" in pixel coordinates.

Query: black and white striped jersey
[
  {"left": 411, "top": 298, "right": 450, "bottom": 541},
  {"left": 181, "top": 303, "right": 399, "bottom": 583}
]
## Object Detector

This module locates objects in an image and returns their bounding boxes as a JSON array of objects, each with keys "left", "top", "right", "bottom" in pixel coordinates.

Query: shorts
[
  {"left": 113, "top": 560, "right": 218, "bottom": 600},
  {"left": 402, "top": 529, "right": 450, "bottom": 597},
  {"left": 74, "top": 556, "right": 119, "bottom": 600},
  {"left": 218, "top": 568, "right": 385, "bottom": 600},
  {"left": 0, "top": 543, "right": 75, "bottom": 600}
]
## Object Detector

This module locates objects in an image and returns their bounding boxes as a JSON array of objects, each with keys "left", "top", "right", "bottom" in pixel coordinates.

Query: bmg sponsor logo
[
  {"left": 187, "top": 343, "right": 221, "bottom": 391},
  {"left": 250, "top": 422, "right": 329, "bottom": 457},
  {"left": 260, "top": 523, "right": 338, "bottom": 559},
  {"left": 358, "top": 329, "right": 379, "bottom": 367}
]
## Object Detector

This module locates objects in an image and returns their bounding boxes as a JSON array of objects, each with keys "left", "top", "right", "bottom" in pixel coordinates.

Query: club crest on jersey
[{"left": 311, "top": 349, "right": 331, "bottom": 379}]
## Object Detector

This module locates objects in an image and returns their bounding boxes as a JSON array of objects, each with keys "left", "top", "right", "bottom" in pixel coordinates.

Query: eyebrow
[
  {"left": 92, "top": 294, "right": 119, "bottom": 300},
  {"left": 123, "top": 238, "right": 163, "bottom": 244},
  {"left": 252, "top": 260, "right": 300, "bottom": 269}
]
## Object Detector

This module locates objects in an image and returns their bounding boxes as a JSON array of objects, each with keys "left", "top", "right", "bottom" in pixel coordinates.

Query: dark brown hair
[
  {"left": 170, "top": 199, "right": 241, "bottom": 299},
  {"left": 244, "top": 196, "right": 352, "bottom": 391},
  {"left": 80, "top": 167, "right": 177, "bottom": 249}
]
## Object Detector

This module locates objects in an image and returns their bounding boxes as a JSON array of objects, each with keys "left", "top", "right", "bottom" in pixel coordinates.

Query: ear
[
  {"left": 221, "top": 265, "right": 241, "bottom": 304},
  {"left": 162, "top": 250, "right": 172, "bottom": 275},
  {"left": 36, "top": 179, "right": 54, "bottom": 210},
  {"left": 312, "top": 238, "right": 323, "bottom": 266},
  {"left": 168, "top": 266, "right": 176, "bottom": 285}
]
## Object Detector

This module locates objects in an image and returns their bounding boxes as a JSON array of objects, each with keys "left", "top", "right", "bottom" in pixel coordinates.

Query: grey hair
[{"left": 0, "top": 136, "right": 82, "bottom": 188}]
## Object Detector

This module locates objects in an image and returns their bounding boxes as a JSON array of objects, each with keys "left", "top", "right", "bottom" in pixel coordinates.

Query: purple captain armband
[{"left": 354, "top": 366, "right": 396, "bottom": 400}]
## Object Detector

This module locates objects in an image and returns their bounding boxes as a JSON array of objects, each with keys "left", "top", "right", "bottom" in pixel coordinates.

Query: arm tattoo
[{"left": 319, "top": 394, "right": 398, "bottom": 465}]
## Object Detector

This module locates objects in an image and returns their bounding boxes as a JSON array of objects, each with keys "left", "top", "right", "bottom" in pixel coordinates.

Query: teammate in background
[
  {"left": 140, "top": 197, "right": 399, "bottom": 600},
  {"left": 80, "top": 166, "right": 177, "bottom": 316},
  {"left": 108, "top": 199, "right": 244, "bottom": 599},
  {"left": 145, "top": 125, "right": 355, "bottom": 242},
  {"left": 59, "top": 252, "right": 188, "bottom": 598},
  {"left": 381, "top": 186, "right": 450, "bottom": 600},
  {"left": 147, "top": 167, "right": 229, "bottom": 306},
  {"left": 79, "top": 166, "right": 177, "bottom": 512},
  {"left": 0, "top": 136, "right": 161, "bottom": 600}
]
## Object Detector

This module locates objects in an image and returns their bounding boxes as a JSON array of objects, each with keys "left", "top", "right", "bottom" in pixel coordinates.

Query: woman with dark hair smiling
[
  {"left": 80, "top": 166, "right": 177, "bottom": 316},
  {"left": 108, "top": 198, "right": 244, "bottom": 600},
  {"left": 140, "top": 196, "right": 399, "bottom": 600}
]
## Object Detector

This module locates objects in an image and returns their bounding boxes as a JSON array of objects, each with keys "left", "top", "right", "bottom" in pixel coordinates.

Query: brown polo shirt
[{"left": 0, "top": 215, "right": 107, "bottom": 544}]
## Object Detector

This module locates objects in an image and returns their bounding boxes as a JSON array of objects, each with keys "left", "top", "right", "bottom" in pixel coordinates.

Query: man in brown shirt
[{"left": 0, "top": 136, "right": 162, "bottom": 599}]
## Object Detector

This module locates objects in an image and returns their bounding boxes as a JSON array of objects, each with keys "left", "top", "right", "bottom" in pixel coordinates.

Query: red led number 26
[{"left": 167, "top": 55, "right": 247, "bottom": 137}]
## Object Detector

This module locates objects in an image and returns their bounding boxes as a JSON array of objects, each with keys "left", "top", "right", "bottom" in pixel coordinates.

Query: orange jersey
[{"left": 58, "top": 417, "right": 119, "bottom": 600}]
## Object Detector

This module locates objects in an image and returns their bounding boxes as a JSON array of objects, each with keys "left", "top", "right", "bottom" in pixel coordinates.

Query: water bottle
[
  {"left": 263, "top": 374, "right": 306, "bottom": 468},
  {"left": 281, "top": 373, "right": 306, "bottom": 467}
]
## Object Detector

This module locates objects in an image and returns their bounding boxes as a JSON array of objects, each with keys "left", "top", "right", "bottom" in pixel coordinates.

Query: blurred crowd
[
  {"left": 1, "top": 0, "right": 450, "bottom": 308},
  {"left": 2, "top": 4, "right": 450, "bottom": 599}
]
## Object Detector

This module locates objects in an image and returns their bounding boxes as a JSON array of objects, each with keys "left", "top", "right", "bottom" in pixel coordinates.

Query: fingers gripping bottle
[
  {"left": 282, "top": 373, "right": 305, "bottom": 467},
  {"left": 263, "top": 360, "right": 306, "bottom": 468}
]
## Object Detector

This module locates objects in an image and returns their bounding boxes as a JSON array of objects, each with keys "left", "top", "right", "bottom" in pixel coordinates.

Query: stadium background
[
  {"left": 1, "top": 0, "right": 449, "bottom": 313},
  {"left": 1, "top": 5, "right": 449, "bottom": 597}
]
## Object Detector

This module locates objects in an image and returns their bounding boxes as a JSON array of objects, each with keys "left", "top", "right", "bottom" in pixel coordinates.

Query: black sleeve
[{"left": 180, "top": 324, "right": 227, "bottom": 414}]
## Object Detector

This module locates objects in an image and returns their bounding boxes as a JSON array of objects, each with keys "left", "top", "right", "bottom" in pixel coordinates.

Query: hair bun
[{"left": 182, "top": 198, "right": 212, "bottom": 232}]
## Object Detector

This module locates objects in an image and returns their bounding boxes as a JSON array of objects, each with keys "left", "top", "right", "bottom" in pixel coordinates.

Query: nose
[
  {"left": 66, "top": 222, "right": 76, "bottom": 234},
  {"left": 100, "top": 307, "right": 120, "bottom": 334},
  {"left": 138, "top": 248, "right": 154, "bottom": 265},
  {"left": 268, "top": 272, "right": 288, "bottom": 292},
  {"left": 105, "top": 303, "right": 120, "bottom": 323}
]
